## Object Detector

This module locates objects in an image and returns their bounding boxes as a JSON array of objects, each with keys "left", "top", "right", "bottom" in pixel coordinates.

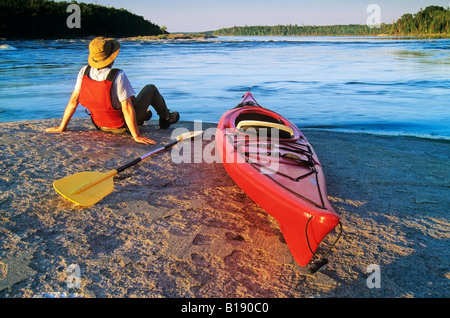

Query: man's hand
[
  {"left": 47, "top": 90, "right": 80, "bottom": 133},
  {"left": 120, "top": 97, "right": 157, "bottom": 145},
  {"left": 134, "top": 135, "right": 157, "bottom": 145}
]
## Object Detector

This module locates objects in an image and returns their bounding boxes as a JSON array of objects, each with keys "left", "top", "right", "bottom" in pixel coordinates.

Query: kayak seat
[
  {"left": 236, "top": 120, "right": 294, "bottom": 139},
  {"left": 235, "top": 112, "right": 281, "bottom": 124}
]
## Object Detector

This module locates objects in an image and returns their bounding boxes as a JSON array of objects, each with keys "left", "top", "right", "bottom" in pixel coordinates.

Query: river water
[{"left": 0, "top": 36, "right": 449, "bottom": 139}]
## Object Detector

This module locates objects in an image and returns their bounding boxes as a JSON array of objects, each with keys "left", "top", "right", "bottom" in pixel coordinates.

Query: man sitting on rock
[{"left": 46, "top": 37, "right": 179, "bottom": 145}]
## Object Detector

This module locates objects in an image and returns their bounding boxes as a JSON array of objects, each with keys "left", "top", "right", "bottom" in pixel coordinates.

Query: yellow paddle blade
[
  {"left": 177, "top": 130, "right": 204, "bottom": 141},
  {"left": 53, "top": 170, "right": 116, "bottom": 207}
]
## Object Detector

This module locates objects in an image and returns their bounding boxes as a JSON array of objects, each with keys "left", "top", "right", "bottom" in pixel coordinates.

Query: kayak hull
[{"left": 216, "top": 93, "right": 340, "bottom": 266}]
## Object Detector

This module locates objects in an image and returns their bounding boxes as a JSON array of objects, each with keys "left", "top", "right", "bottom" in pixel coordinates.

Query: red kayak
[{"left": 216, "top": 93, "right": 341, "bottom": 270}]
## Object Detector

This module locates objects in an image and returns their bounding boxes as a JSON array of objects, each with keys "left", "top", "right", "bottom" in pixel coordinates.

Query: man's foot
[{"left": 159, "top": 111, "right": 180, "bottom": 129}]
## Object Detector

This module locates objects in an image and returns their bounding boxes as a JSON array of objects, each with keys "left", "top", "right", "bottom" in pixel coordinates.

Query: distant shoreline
[
  {"left": 3, "top": 33, "right": 450, "bottom": 42},
  {"left": 120, "top": 33, "right": 217, "bottom": 41},
  {"left": 0, "top": 34, "right": 216, "bottom": 42}
]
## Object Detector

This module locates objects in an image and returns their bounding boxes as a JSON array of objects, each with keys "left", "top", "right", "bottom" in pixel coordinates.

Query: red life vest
[{"left": 79, "top": 66, "right": 125, "bottom": 129}]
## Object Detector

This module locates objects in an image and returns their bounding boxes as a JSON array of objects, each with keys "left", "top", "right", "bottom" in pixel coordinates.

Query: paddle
[{"left": 53, "top": 131, "right": 203, "bottom": 207}]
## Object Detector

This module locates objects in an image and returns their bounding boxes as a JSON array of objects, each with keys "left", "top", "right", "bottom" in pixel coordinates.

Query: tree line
[
  {"left": 390, "top": 5, "right": 450, "bottom": 35},
  {"left": 0, "top": 0, "right": 162, "bottom": 39},
  {"left": 213, "top": 24, "right": 389, "bottom": 37},
  {"left": 213, "top": 6, "right": 450, "bottom": 37}
]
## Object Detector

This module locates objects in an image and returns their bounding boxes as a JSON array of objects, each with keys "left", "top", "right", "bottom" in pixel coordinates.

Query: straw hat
[{"left": 88, "top": 37, "right": 120, "bottom": 69}]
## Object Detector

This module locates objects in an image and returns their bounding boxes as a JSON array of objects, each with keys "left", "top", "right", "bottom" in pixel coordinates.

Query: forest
[
  {"left": 0, "top": 0, "right": 162, "bottom": 39},
  {"left": 213, "top": 6, "right": 450, "bottom": 37},
  {"left": 213, "top": 24, "right": 389, "bottom": 37},
  {"left": 390, "top": 5, "right": 450, "bottom": 35}
]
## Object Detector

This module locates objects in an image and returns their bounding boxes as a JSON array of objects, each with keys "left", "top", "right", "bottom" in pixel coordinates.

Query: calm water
[{"left": 0, "top": 36, "right": 449, "bottom": 139}]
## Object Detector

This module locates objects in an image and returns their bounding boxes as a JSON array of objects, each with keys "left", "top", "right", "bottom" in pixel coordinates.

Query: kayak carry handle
[{"left": 236, "top": 120, "right": 295, "bottom": 138}]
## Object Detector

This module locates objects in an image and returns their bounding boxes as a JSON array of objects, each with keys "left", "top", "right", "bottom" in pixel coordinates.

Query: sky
[{"left": 74, "top": 0, "right": 450, "bottom": 32}]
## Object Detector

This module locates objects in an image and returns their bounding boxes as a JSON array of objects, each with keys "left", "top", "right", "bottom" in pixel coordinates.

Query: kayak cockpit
[{"left": 235, "top": 111, "right": 298, "bottom": 140}]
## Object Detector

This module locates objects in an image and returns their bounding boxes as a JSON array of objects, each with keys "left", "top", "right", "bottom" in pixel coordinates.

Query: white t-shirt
[{"left": 74, "top": 66, "right": 135, "bottom": 110}]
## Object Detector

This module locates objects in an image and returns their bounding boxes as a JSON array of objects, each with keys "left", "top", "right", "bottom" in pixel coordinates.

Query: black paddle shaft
[{"left": 116, "top": 139, "right": 180, "bottom": 174}]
